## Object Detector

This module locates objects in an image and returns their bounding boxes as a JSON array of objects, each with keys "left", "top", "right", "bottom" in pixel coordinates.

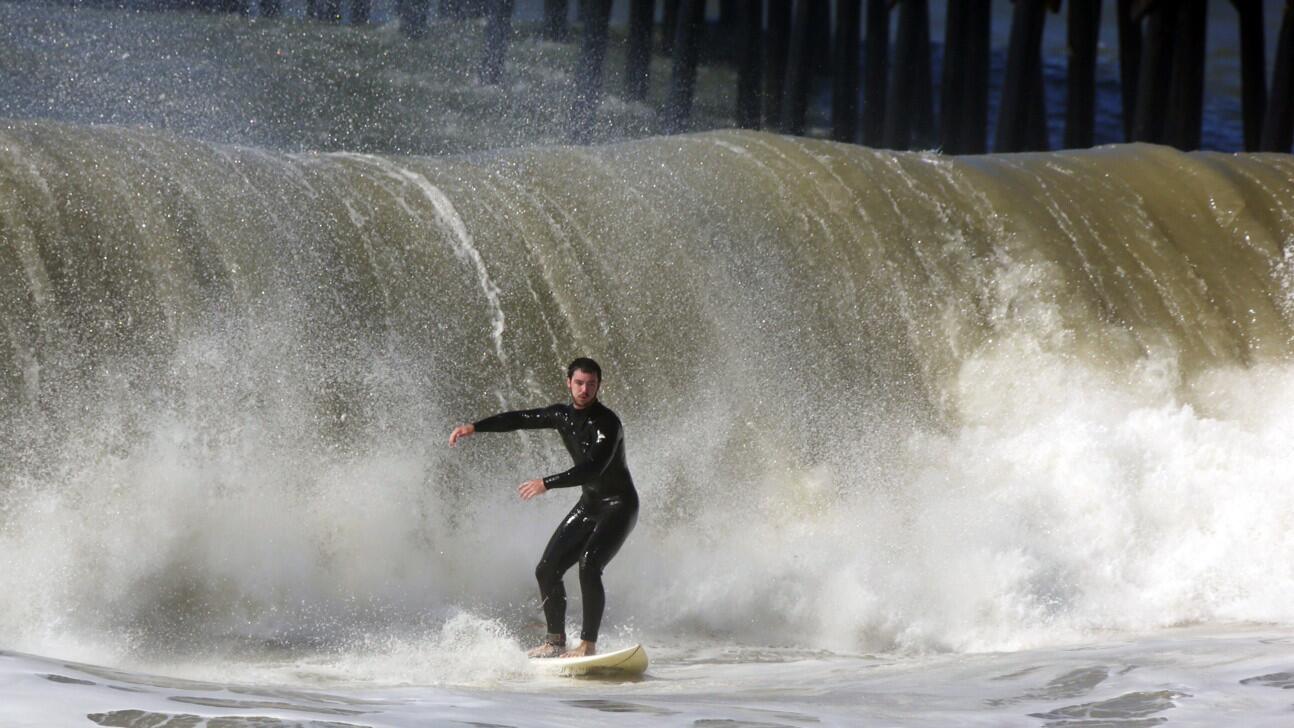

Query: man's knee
[{"left": 536, "top": 560, "right": 561, "bottom": 586}]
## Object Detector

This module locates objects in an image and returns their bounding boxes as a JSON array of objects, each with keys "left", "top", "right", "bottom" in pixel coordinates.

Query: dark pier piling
[
  {"left": 940, "top": 0, "right": 990, "bottom": 154},
  {"left": 661, "top": 0, "right": 680, "bottom": 55},
  {"left": 1066, "top": 0, "right": 1101, "bottom": 149},
  {"left": 781, "top": 0, "right": 814, "bottom": 136},
  {"left": 399, "top": 0, "right": 430, "bottom": 38},
  {"left": 963, "top": 0, "right": 992, "bottom": 154},
  {"left": 832, "top": 0, "right": 861, "bottom": 143},
  {"left": 569, "top": 0, "right": 612, "bottom": 143},
  {"left": 1165, "top": 0, "right": 1207, "bottom": 151},
  {"left": 1132, "top": 1, "right": 1176, "bottom": 144},
  {"left": 480, "top": 0, "right": 515, "bottom": 86},
  {"left": 543, "top": 0, "right": 569, "bottom": 42},
  {"left": 737, "top": 0, "right": 765, "bottom": 130},
  {"left": 885, "top": 0, "right": 934, "bottom": 151},
  {"left": 1117, "top": 0, "right": 1143, "bottom": 141},
  {"left": 663, "top": 0, "right": 706, "bottom": 134},
  {"left": 996, "top": 0, "right": 1049, "bottom": 153},
  {"left": 144, "top": 0, "right": 1285, "bottom": 155},
  {"left": 861, "top": 0, "right": 889, "bottom": 147},
  {"left": 940, "top": 0, "right": 969, "bottom": 152},
  {"left": 323, "top": 0, "right": 342, "bottom": 23},
  {"left": 1233, "top": 0, "right": 1267, "bottom": 151},
  {"left": 1263, "top": 0, "right": 1294, "bottom": 152},
  {"left": 764, "top": 0, "right": 792, "bottom": 130},
  {"left": 625, "top": 0, "right": 654, "bottom": 102},
  {"left": 350, "top": 0, "right": 371, "bottom": 24}
]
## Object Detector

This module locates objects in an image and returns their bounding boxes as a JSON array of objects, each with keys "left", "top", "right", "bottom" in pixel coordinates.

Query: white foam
[{"left": 606, "top": 337, "right": 1294, "bottom": 656}]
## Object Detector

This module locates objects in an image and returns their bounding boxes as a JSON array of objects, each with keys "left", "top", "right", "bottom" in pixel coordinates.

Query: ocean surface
[
  {"left": 6, "top": 627, "right": 1294, "bottom": 726},
  {"left": 3, "top": 2, "right": 1294, "bottom": 726}
]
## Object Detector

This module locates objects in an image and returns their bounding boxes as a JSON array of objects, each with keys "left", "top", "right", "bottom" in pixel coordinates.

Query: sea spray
[{"left": 2, "top": 122, "right": 1294, "bottom": 676}]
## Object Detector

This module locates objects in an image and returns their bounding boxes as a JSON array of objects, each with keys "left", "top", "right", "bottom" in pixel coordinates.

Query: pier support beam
[
  {"left": 808, "top": 0, "right": 833, "bottom": 78},
  {"left": 996, "top": 0, "right": 1048, "bottom": 152},
  {"left": 1117, "top": 0, "right": 1142, "bottom": 141},
  {"left": 781, "top": 0, "right": 814, "bottom": 135},
  {"left": 350, "top": 0, "right": 371, "bottom": 23},
  {"left": 1165, "top": 0, "right": 1207, "bottom": 150},
  {"left": 885, "top": 0, "right": 934, "bottom": 150},
  {"left": 717, "top": 0, "right": 740, "bottom": 60},
  {"left": 399, "top": 0, "right": 431, "bottom": 38},
  {"left": 1027, "top": 46, "right": 1049, "bottom": 151},
  {"left": 664, "top": 0, "right": 706, "bottom": 134},
  {"left": 720, "top": 0, "right": 739, "bottom": 33},
  {"left": 1065, "top": 0, "right": 1101, "bottom": 149},
  {"left": 543, "top": 0, "right": 568, "bottom": 41},
  {"left": 569, "top": 0, "right": 612, "bottom": 143},
  {"left": 940, "top": 0, "right": 968, "bottom": 153},
  {"left": 941, "top": 0, "right": 989, "bottom": 154},
  {"left": 323, "top": 0, "right": 342, "bottom": 22},
  {"left": 963, "top": 0, "right": 991, "bottom": 153},
  {"left": 1132, "top": 1, "right": 1176, "bottom": 144},
  {"left": 765, "top": 0, "right": 792, "bottom": 129},
  {"left": 862, "top": 0, "right": 889, "bottom": 147},
  {"left": 832, "top": 0, "right": 862, "bottom": 143},
  {"left": 626, "top": 0, "right": 654, "bottom": 101},
  {"left": 662, "top": 0, "right": 680, "bottom": 55},
  {"left": 737, "top": 0, "right": 765, "bottom": 129},
  {"left": 1262, "top": 0, "right": 1294, "bottom": 152},
  {"left": 480, "top": 0, "right": 515, "bottom": 85},
  {"left": 1233, "top": 0, "right": 1267, "bottom": 151}
]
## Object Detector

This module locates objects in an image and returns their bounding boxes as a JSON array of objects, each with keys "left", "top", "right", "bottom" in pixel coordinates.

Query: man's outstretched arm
[{"left": 448, "top": 406, "right": 558, "bottom": 447}]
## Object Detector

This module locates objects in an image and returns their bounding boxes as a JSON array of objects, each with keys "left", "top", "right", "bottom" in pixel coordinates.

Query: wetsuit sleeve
[
  {"left": 473, "top": 406, "right": 559, "bottom": 433},
  {"left": 541, "top": 416, "right": 622, "bottom": 489}
]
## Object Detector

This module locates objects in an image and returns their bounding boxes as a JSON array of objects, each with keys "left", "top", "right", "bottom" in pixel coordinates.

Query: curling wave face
[{"left": 2, "top": 120, "right": 1294, "bottom": 674}]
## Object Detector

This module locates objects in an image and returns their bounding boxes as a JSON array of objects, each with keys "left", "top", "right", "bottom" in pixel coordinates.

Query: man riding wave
[{"left": 448, "top": 358, "right": 638, "bottom": 658}]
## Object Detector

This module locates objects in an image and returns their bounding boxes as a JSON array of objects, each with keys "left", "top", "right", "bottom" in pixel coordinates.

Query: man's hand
[
  {"left": 518, "top": 479, "right": 548, "bottom": 501},
  {"left": 448, "top": 423, "right": 475, "bottom": 447}
]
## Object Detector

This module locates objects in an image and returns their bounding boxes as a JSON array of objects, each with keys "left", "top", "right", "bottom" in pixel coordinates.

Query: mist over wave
[{"left": 2, "top": 120, "right": 1293, "bottom": 678}]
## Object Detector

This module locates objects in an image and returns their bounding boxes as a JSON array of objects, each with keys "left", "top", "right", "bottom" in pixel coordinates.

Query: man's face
[{"left": 567, "top": 370, "right": 601, "bottom": 409}]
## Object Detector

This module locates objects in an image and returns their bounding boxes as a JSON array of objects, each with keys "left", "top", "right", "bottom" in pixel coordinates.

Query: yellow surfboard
[{"left": 530, "top": 644, "right": 648, "bottom": 677}]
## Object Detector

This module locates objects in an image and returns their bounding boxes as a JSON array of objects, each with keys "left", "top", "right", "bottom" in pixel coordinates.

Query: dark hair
[{"left": 566, "top": 357, "right": 602, "bottom": 380}]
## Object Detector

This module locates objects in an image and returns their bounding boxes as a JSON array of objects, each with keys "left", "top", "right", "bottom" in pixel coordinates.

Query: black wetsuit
[{"left": 473, "top": 400, "right": 638, "bottom": 643}]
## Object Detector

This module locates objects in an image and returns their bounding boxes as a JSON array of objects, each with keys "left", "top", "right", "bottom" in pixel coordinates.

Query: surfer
[{"left": 448, "top": 358, "right": 638, "bottom": 659}]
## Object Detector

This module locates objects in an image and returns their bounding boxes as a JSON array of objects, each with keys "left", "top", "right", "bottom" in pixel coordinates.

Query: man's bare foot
[
  {"left": 527, "top": 635, "right": 566, "bottom": 658},
  {"left": 560, "top": 640, "right": 595, "bottom": 658}
]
